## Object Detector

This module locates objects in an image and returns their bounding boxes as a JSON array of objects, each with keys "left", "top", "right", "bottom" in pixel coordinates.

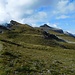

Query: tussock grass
[
  {"left": 0, "top": 41, "right": 75, "bottom": 75},
  {"left": 0, "top": 22, "right": 75, "bottom": 75}
]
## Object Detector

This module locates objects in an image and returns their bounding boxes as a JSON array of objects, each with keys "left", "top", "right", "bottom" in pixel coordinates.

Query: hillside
[
  {"left": 0, "top": 20, "right": 75, "bottom": 75},
  {"left": 38, "top": 24, "right": 75, "bottom": 42}
]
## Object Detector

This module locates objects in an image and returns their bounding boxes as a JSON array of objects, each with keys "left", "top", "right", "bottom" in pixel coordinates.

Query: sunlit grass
[{"left": 0, "top": 23, "right": 75, "bottom": 75}]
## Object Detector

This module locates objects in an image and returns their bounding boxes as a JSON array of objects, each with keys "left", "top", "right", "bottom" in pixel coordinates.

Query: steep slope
[
  {"left": 0, "top": 20, "right": 65, "bottom": 47},
  {"left": 0, "top": 21, "right": 75, "bottom": 75},
  {"left": 38, "top": 24, "right": 75, "bottom": 42}
]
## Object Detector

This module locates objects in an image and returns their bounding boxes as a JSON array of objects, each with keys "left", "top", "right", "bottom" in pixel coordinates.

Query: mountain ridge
[
  {"left": 0, "top": 20, "right": 75, "bottom": 38},
  {"left": 0, "top": 20, "right": 75, "bottom": 75}
]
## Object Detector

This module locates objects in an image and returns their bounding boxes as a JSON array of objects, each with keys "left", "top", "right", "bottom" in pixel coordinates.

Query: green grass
[
  {"left": 0, "top": 22, "right": 75, "bottom": 75},
  {"left": 0, "top": 42, "right": 75, "bottom": 75}
]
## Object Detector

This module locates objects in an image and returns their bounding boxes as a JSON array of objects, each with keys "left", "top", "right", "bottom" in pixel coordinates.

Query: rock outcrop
[
  {"left": 40, "top": 24, "right": 64, "bottom": 33},
  {"left": 42, "top": 31, "right": 66, "bottom": 42}
]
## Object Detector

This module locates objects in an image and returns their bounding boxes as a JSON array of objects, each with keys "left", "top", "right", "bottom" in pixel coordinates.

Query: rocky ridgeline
[{"left": 42, "top": 31, "right": 66, "bottom": 42}]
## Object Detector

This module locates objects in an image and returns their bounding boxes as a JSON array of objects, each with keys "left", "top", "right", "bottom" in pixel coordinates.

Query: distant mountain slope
[
  {"left": 0, "top": 20, "right": 67, "bottom": 48},
  {"left": 40, "top": 24, "right": 64, "bottom": 33},
  {"left": 39, "top": 24, "right": 75, "bottom": 41},
  {"left": 0, "top": 20, "right": 75, "bottom": 42},
  {"left": 64, "top": 31, "right": 75, "bottom": 38},
  {"left": 40, "top": 24, "right": 75, "bottom": 38}
]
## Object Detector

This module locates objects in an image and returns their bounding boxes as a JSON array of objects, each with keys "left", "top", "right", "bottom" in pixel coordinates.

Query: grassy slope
[
  {"left": 0, "top": 22, "right": 75, "bottom": 75},
  {"left": 48, "top": 30, "right": 75, "bottom": 42},
  {"left": 36, "top": 27, "right": 75, "bottom": 42}
]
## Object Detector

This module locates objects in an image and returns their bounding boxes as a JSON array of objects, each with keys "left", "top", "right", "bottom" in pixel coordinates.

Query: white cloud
[
  {"left": 20, "top": 12, "right": 47, "bottom": 25},
  {"left": 53, "top": 0, "right": 75, "bottom": 14},
  {"left": 47, "top": 22, "right": 58, "bottom": 28},
  {"left": 56, "top": 15, "right": 69, "bottom": 19},
  {"left": 0, "top": 0, "right": 52, "bottom": 24},
  {"left": 0, "top": 0, "right": 75, "bottom": 28},
  {"left": 53, "top": 24, "right": 58, "bottom": 28}
]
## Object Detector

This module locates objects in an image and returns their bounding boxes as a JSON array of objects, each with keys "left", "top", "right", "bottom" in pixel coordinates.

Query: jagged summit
[
  {"left": 10, "top": 20, "right": 22, "bottom": 26},
  {"left": 40, "top": 24, "right": 52, "bottom": 28},
  {"left": 0, "top": 20, "right": 75, "bottom": 38},
  {"left": 40, "top": 24, "right": 64, "bottom": 33}
]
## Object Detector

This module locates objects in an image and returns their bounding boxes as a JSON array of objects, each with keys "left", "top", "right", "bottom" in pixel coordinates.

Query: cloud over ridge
[
  {"left": 0, "top": 0, "right": 75, "bottom": 28},
  {"left": 0, "top": 0, "right": 53, "bottom": 24}
]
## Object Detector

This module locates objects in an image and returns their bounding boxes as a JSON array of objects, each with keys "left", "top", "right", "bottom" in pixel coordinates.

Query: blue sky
[{"left": 0, "top": 0, "right": 75, "bottom": 33}]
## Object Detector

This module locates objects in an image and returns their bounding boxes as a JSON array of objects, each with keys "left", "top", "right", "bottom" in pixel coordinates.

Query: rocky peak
[
  {"left": 40, "top": 24, "right": 52, "bottom": 28},
  {"left": 10, "top": 20, "right": 20, "bottom": 26}
]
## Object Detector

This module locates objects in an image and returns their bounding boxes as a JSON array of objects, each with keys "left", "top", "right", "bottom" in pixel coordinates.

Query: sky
[{"left": 0, "top": 0, "right": 75, "bottom": 33}]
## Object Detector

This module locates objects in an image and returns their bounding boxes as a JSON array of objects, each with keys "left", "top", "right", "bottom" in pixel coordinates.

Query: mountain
[
  {"left": 0, "top": 25, "right": 9, "bottom": 30},
  {"left": 40, "top": 24, "right": 75, "bottom": 38},
  {"left": 1, "top": 22, "right": 75, "bottom": 38},
  {"left": 0, "top": 20, "right": 75, "bottom": 75},
  {"left": 64, "top": 31, "right": 75, "bottom": 38},
  {"left": 40, "top": 24, "right": 64, "bottom": 33}
]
